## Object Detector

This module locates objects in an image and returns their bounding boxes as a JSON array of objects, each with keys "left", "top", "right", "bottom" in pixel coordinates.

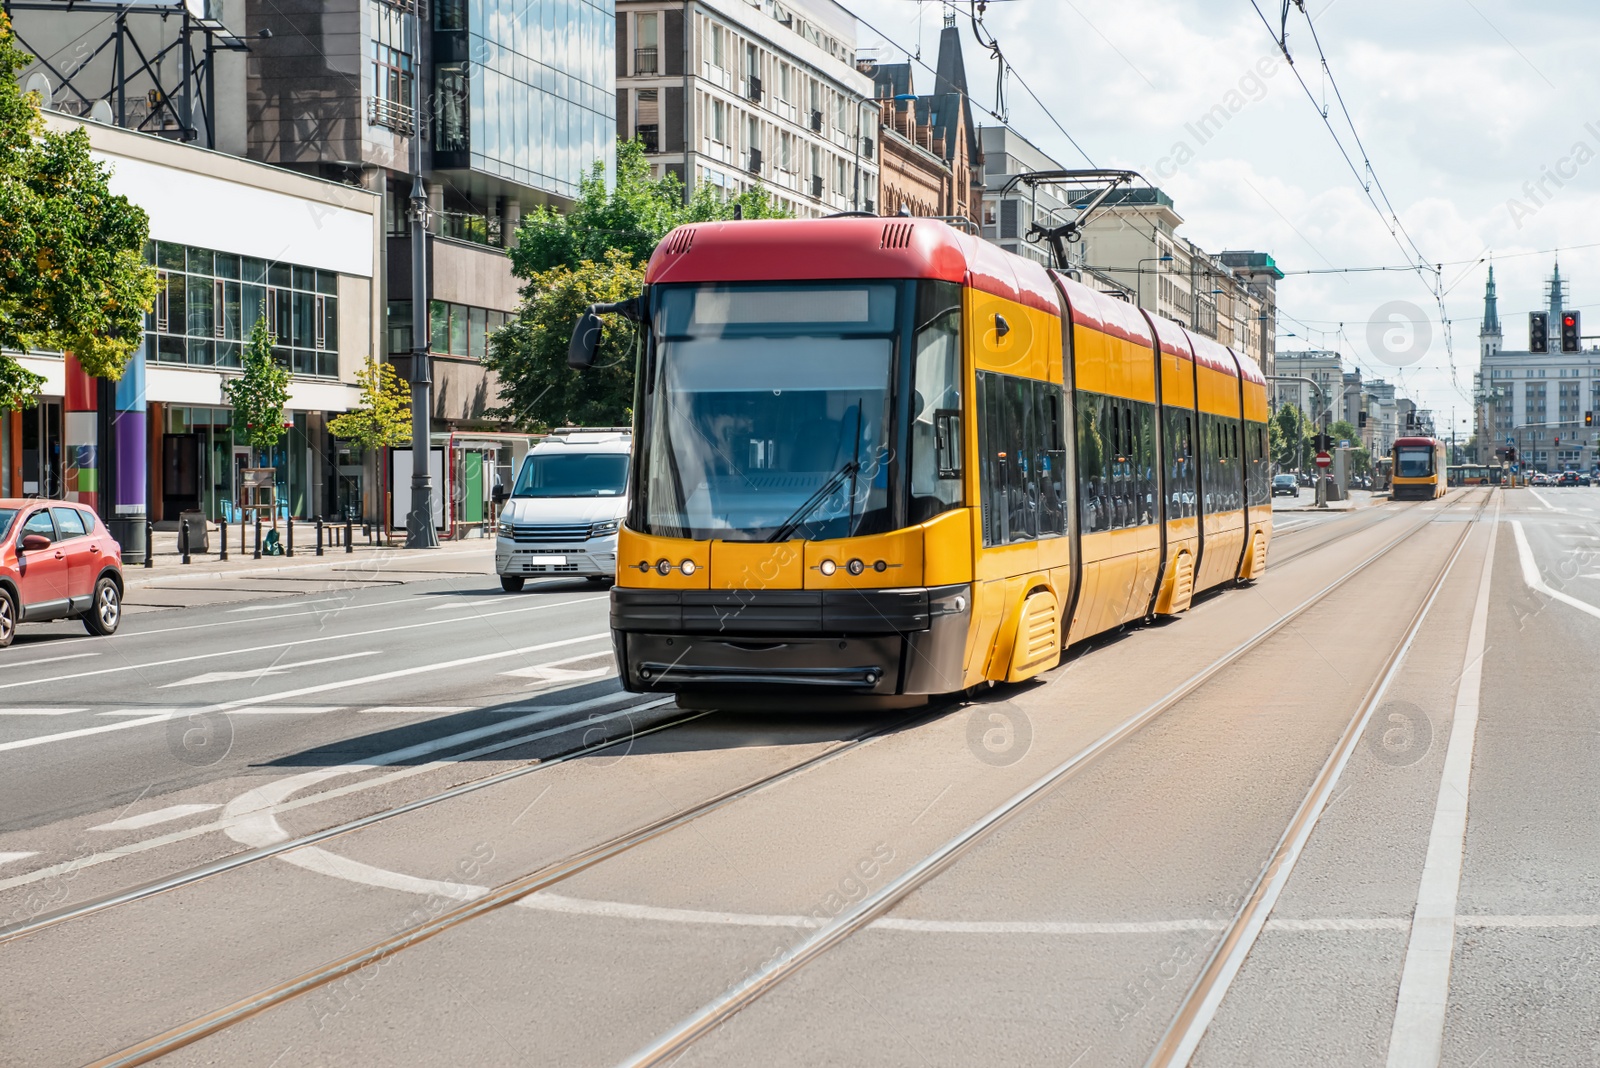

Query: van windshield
[{"left": 512, "top": 453, "right": 629, "bottom": 498}]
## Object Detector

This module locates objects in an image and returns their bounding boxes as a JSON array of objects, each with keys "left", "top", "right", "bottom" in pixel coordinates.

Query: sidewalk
[{"left": 123, "top": 524, "right": 496, "bottom": 610}]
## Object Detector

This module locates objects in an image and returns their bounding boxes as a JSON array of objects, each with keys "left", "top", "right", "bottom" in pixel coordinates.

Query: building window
[
  {"left": 635, "top": 13, "right": 658, "bottom": 73},
  {"left": 143, "top": 241, "right": 337, "bottom": 377},
  {"left": 434, "top": 63, "right": 469, "bottom": 152},
  {"left": 636, "top": 89, "right": 660, "bottom": 152},
  {"left": 370, "top": 42, "right": 415, "bottom": 132}
]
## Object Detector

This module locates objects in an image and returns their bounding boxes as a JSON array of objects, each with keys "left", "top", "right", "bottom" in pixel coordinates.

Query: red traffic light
[{"left": 1565, "top": 315, "right": 1577, "bottom": 327}]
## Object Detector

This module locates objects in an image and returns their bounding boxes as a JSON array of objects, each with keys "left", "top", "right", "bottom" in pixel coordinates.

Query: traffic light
[
  {"left": 1562, "top": 311, "right": 1582, "bottom": 353},
  {"left": 1531, "top": 311, "right": 1549, "bottom": 353},
  {"left": 1358, "top": 411, "right": 1368, "bottom": 428},
  {"left": 1555, "top": 436, "right": 1561, "bottom": 447},
  {"left": 1507, "top": 447, "right": 1517, "bottom": 462},
  {"left": 1587, "top": 411, "right": 1595, "bottom": 427}
]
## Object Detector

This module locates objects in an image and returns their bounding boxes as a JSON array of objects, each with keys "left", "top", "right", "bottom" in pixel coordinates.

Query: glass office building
[{"left": 434, "top": 0, "right": 616, "bottom": 197}]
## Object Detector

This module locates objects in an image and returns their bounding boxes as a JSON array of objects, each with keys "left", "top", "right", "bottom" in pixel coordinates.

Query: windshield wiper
[{"left": 767, "top": 458, "right": 861, "bottom": 543}]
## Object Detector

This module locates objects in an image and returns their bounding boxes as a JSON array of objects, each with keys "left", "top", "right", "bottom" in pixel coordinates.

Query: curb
[{"left": 126, "top": 541, "right": 494, "bottom": 589}]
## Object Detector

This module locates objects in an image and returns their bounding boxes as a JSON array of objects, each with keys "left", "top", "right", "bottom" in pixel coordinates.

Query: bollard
[
  {"left": 286, "top": 517, "right": 294, "bottom": 558},
  {"left": 254, "top": 516, "right": 262, "bottom": 560},
  {"left": 346, "top": 516, "right": 354, "bottom": 554},
  {"left": 219, "top": 516, "right": 228, "bottom": 561},
  {"left": 316, "top": 518, "right": 324, "bottom": 556},
  {"left": 240, "top": 514, "right": 246, "bottom": 558},
  {"left": 180, "top": 519, "right": 191, "bottom": 565},
  {"left": 144, "top": 519, "right": 153, "bottom": 568}
]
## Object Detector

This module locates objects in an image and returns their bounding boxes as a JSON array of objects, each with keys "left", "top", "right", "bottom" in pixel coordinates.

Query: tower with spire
[
  {"left": 1480, "top": 263, "right": 1501, "bottom": 360},
  {"left": 1547, "top": 256, "right": 1568, "bottom": 322}
]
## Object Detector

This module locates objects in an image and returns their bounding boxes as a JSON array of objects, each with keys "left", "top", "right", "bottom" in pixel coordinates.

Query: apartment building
[{"left": 616, "top": 0, "right": 879, "bottom": 215}]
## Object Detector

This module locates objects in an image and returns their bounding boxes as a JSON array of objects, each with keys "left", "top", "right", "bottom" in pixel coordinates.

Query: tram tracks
[
  {"left": 615, "top": 490, "right": 1491, "bottom": 1067},
  {"left": 61, "top": 492, "right": 1482, "bottom": 1067}
]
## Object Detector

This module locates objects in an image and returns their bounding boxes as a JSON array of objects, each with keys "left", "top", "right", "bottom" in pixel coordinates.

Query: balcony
[
  {"left": 367, "top": 95, "right": 415, "bottom": 136},
  {"left": 634, "top": 47, "right": 658, "bottom": 74},
  {"left": 747, "top": 75, "right": 763, "bottom": 104},
  {"left": 747, "top": 148, "right": 763, "bottom": 175}
]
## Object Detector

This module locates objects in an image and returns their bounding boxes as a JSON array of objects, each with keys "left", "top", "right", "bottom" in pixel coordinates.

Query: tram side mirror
[
  {"left": 934, "top": 409, "right": 962, "bottom": 479},
  {"left": 568, "top": 309, "right": 604, "bottom": 370}
]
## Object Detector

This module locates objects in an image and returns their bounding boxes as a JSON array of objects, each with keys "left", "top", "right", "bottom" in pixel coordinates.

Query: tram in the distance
[
  {"left": 573, "top": 218, "right": 1271, "bottom": 703},
  {"left": 1390, "top": 437, "right": 1448, "bottom": 500}
]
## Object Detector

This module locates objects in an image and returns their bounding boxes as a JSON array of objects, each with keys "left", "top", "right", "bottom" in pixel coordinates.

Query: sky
[{"left": 847, "top": 0, "right": 1600, "bottom": 431}]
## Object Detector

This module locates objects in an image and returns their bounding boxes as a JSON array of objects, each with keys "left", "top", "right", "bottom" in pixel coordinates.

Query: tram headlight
[
  {"left": 655, "top": 558, "right": 673, "bottom": 576},
  {"left": 819, "top": 559, "right": 837, "bottom": 576},
  {"left": 847, "top": 558, "right": 865, "bottom": 576},
  {"left": 680, "top": 559, "right": 697, "bottom": 575}
]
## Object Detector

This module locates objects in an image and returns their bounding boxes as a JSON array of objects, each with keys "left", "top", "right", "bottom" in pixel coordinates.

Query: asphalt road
[{"left": 1, "top": 491, "right": 1595, "bottom": 1067}]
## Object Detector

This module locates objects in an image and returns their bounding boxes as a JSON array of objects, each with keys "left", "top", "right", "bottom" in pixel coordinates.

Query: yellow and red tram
[
  {"left": 595, "top": 218, "right": 1271, "bottom": 702},
  {"left": 1390, "top": 437, "right": 1448, "bottom": 500}
]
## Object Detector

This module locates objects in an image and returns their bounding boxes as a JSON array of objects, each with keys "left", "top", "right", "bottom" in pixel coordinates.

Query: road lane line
[
  {"left": 358, "top": 705, "right": 472, "bottom": 715},
  {"left": 228, "top": 706, "right": 344, "bottom": 716},
  {"left": 159, "top": 651, "right": 381, "bottom": 688},
  {"left": 1512, "top": 520, "right": 1600, "bottom": 621},
  {"left": 229, "top": 598, "right": 349, "bottom": 613},
  {"left": 0, "top": 594, "right": 604, "bottom": 692},
  {"left": 1385, "top": 503, "right": 1501, "bottom": 1068},
  {"left": 91, "top": 805, "right": 221, "bottom": 832},
  {"left": 0, "top": 852, "right": 37, "bottom": 867},
  {"left": 0, "top": 694, "right": 656, "bottom": 901},
  {"left": 0, "top": 652, "right": 99, "bottom": 670},
  {"left": 0, "top": 632, "right": 607, "bottom": 756},
  {"left": 0, "top": 708, "right": 87, "bottom": 716}
]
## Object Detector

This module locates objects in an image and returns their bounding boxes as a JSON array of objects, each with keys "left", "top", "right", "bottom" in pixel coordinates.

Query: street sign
[
  {"left": 1339, "top": 439, "right": 1350, "bottom": 448},
  {"left": 1315, "top": 451, "right": 1332, "bottom": 468},
  {"left": 1506, "top": 436, "right": 1515, "bottom": 445}
]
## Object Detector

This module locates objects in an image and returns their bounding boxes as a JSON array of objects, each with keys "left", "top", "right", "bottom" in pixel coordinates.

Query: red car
[{"left": 0, "top": 499, "right": 124, "bottom": 648}]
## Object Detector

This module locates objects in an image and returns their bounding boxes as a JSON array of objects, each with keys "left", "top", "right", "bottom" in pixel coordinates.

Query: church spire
[
  {"left": 1482, "top": 262, "right": 1500, "bottom": 335},
  {"left": 1548, "top": 256, "right": 1567, "bottom": 321}
]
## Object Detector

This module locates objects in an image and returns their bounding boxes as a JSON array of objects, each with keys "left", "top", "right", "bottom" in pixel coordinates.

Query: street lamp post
[
  {"left": 1136, "top": 253, "right": 1172, "bottom": 309},
  {"left": 405, "top": 5, "right": 438, "bottom": 550}
]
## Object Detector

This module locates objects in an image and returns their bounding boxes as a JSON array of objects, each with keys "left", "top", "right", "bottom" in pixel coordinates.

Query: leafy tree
[
  {"left": 486, "top": 251, "right": 643, "bottom": 429},
  {"left": 0, "top": 16, "right": 160, "bottom": 409},
  {"left": 490, "top": 138, "right": 792, "bottom": 429},
  {"left": 510, "top": 139, "right": 790, "bottom": 278},
  {"left": 223, "top": 312, "right": 291, "bottom": 456},
  {"left": 1272, "top": 405, "right": 1308, "bottom": 468},
  {"left": 329, "top": 357, "right": 412, "bottom": 448}
]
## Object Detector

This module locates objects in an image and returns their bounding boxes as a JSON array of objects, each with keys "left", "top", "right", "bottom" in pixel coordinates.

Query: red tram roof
[
  {"left": 1054, "top": 273, "right": 1155, "bottom": 348},
  {"left": 644, "top": 218, "right": 1061, "bottom": 316},
  {"left": 1184, "top": 330, "right": 1240, "bottom": 379},
  {"left": 1141, "top": 308, "right": 1195, "bottom": 361},
  {"left": 1393, "top": 436, "right": 1443, "bottom": 447}
]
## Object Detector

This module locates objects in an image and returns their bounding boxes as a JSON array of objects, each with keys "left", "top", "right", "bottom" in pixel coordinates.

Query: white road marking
[
  {"left": 229, "top": 706, "right": 343, "bottom": 715},
  {"left": 1385, "top": 505, "right": 1501, "bottom": 1068},
  {"left": 90, "top": 804, "right": 221, "bottom": 832},
  {"left": 1513, "top": 521, "right": 1600, "bottom": 622},
  {"left": 501, "top": 665, "right": 611, "bottom": 682},
  {"left": 229, "top": 597, "right": 350, "bottom": 613},
  {"left": 0, "top": 652, "right": 99, "bottom": 670},
  {"left": 0, "top": 595, "right": 604, "bottom": 692},
  {"left": 0, "top": 708, "right": 86, "bottom": 716},
  {"left": 0, "top": 694, "right": 661, "bottom": 897},
  {"left": 98, "top": 708, "right": 191, "bottom": 717},
  {"left": 160, "top": 651, "right": 381, "bottom": 688},
  {"left": 0, "top": 632, "right": 607, "bottom": 756},
  {"left": 426, "top": 600, "right": 479, "bottom": 611},
  {"left": 359, "top": 705, "right": 473, "bottom": 715},
  {"left": 0, "top": 852, "right": 38, "bottom": 867}
]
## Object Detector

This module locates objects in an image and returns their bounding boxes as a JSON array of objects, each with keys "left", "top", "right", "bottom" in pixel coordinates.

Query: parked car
[
  {"left": 0, "top": 499, "right": 124, "bottom": 648},
  {"left": 1272, "top": 474, "right": 1299, "bottom": 498},
  {"left": 494, "top": 428, "right": 631, "bottom": 592}
]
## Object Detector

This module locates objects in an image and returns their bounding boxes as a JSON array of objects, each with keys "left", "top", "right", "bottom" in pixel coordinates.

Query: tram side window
[
  {"left": 1200, "top": 413, "right": 1242, "bottom": 512},
  {"left": 1077, "top": 392, "right": 1156, "bottom": 533},
  {"left": 1244, "top": 421, "right": 1269, "bottom": 506},
  {"left": 1163, "top": 408, "right": 1196, "bottom": 519},
  {"left": 910, "top": 282, "right": 964, "bottom": 523},
  {"left": 977, "top": 372, "right": 1066, "bottom": 547}
]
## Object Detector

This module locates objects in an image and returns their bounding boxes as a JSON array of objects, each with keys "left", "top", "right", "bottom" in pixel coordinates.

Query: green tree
[
  {"left": 486, "top": 251, "right": 643, "bottom": 429},
  {"left": 1273, "top": 406, "right": 1308, "bottom": 468},
  {"left": 329, "top": 357, "right": 412, "bottom": 448},
  {"left": 510, "top": 138, "right": 790, "bottom": 278},
  {"left": 0, "top": 16, "right": 160, "bottom": 409},
  {"left": 491, "top": 138, "right": 791, "bottom": 429},
  {"left": 223, "top": 313, "right": 291, "bottom": 456}
]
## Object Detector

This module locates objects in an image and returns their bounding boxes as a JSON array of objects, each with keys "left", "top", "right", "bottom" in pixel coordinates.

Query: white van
[{"left": 494, "top": 428, "right": 630, "bottom": 591}]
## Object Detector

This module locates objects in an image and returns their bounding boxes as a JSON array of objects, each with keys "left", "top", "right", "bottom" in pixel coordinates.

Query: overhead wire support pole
[{"left": 405, "top": 0, "right": 437, "bottom": 549}]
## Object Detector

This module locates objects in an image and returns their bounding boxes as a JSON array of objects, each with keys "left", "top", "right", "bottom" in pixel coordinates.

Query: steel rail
[
  {"left": 1144, "top": 490, "right": 1491, "bottom": 1067},
  {"left": 615, "top": 490, "right": 1485, "bottom": 1068},
  {"left": 79, "top": 702, "right": 941, "bottom": 1068},
  {"left": 0, "top": 694, "right": 682, "bottom": 946}
]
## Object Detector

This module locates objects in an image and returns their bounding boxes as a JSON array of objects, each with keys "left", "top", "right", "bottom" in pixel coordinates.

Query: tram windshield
[
  {"left": 1396, "top": 446, "right": 1435, "bottom": 478},
  {"left": 636, "top": 283, "right": 901, "bottom": 542}
]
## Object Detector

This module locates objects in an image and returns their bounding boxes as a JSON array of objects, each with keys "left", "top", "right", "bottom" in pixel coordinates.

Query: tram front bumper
[{"left": 610, "top": 583, "right": 971, "bottom": 696}]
